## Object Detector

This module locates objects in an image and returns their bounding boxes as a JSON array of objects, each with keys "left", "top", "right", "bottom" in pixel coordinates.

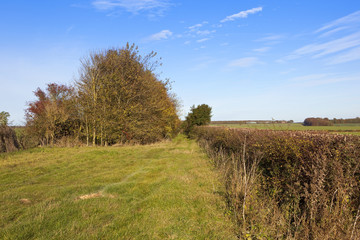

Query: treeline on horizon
[
  {"left": 22, "top": 43, "right": 180, "bottom": 147},
  {"left": 212, "top": 117, "right": 360, "bottom": 126},
  {"left": 211, "top": 120, "right": 293, "bottom": 124},
  {"left": 304, "top": 117, "right": 360, "bottom": 126}
]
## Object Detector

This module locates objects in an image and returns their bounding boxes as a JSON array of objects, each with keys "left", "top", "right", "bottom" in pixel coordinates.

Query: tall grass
[{"left": 194, "top": 126, "right": 360, "bottom": 239}]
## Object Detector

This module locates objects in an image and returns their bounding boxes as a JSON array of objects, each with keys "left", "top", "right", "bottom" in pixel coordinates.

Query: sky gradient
[{"left": 1, "top": 0, "right": 360, "bottom": 125}]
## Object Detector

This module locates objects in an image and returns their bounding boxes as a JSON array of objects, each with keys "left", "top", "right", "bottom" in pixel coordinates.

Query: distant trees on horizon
[
  {"left": 303, "top": 117, "right": 360, "bottom": 126},
  {"left": 332, "top": 117, "right": 360, "bottom": 124},
  {"left": 303, "top": 117, "right": 333, "bottom": 126}
]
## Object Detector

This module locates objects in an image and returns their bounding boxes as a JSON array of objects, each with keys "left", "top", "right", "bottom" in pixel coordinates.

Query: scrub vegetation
[{"left": 192, "top": 126, "right": 360, "bottom": 239}]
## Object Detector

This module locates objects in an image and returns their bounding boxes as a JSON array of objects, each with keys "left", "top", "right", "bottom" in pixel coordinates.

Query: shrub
[
  {"left": 183, "top": 104, "right": 212, "bottom": 136},
  {"left": 194, "top": 126, "right": 360, "bottom": 239},
  {"left": 0, "top": 126, "right": 20, "bottom": 153},
  {"left": 0, "top": 111, "right": 10, "bottom": 126}
]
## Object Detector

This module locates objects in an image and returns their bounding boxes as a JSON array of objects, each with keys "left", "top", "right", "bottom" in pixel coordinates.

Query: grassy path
[{"left": 0, "top": 135, "right": 237, "bottom": 239}]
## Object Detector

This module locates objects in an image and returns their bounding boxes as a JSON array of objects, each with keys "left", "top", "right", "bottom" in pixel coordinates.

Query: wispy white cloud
[
  {"left": 290, "top": 73, "right": 357, "bottom": 87},
  {"left": 183, "top": 21, "right": 216, "bottom": 43},
  {"left": 281, "top": 11, "right": 360, "bottom": 65},
  {"left": 221, "top": 7, "right": 262, "bottom": 23},
  {"left": 197, "top": 38, "right": 210, "bottom": 43},
  {"left": 291, "top": 73, "right": 330, "bottom": 82},
  {"left": 196, "top": 30, "right": 216, "bottom": 36},
  {"left": 188, "top": 21, "right": 208, "bottom": 31},
  {"left": 212, "top": 24, "right": 223, "bottom": 28},
  {"left": 146, "top": 30, "right": 172, "bottom": 41},
  {"left": 229, "top": 57, "right": 261, "bottom": 68},
  {"left": 327, "top": 46, "right": 360, "bottom": 65},
  {"left": 293, "top": 32, "right": 360, "bottom": 59},
  {"left": 280, "top": 68, "right": 296, "bottom": 75},
  {"left": 318, "top": 26, "right": 349, "bottom": 38},
  {"left": 184, "top": 40, "right": 191, "bottom": 45},
  {"left": 92, "top": 0, "right": 170, "bottom": 16},
  {"left": 66, "top": 25, "right": 75, "bottom": 34},
  {"left": 253, "top": 47, "right": 270, "bottom": 53},
  {"left": 256, "top": 34, "right": 284, "bottom": 42},
  {"left": 189, "top": 57, "right": 217, "bottom": 71},
  {"left": 316, "top": 10, "right": 360, "bottom": 34}
]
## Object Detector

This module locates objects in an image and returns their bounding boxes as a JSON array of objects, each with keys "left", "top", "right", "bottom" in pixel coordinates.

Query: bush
[
  {"left": 193, "top": 126, "right": 360, "bottom": 239},
  {"left": 183, "top": 104, "right": 212, "bottom": 136},
  {"left": 14, "top": 127, "right": 39, "bottom": 149},
  {"left": 0, "top": 126, "right": 20, "bottom": 153},
  {"left": 0, "top": 111, "right": 10, "bottom": 126}
]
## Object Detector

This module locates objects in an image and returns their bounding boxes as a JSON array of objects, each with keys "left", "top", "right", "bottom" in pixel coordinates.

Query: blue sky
[{"left": 1, "top": 0, "right": 360, "bottom": 124}]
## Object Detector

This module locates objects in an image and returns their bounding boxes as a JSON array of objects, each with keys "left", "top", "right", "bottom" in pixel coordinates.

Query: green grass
[
  {"left": 0, "top": 135, "right": 237, "bottom": 240},
  {"left": 211, "top": 123, "right": 360, "bottom": 135}
]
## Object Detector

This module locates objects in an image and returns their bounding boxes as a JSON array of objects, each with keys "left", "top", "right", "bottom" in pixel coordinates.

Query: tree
[
  {"left": 77, "top": 50, "right": 104, "bottom": 146},
  {"left": 183, "top": 104, "right": 212, "bottom": 136},
  {"left": 303, "top": 117, "right": 333, "bottom": 126},
  {"left": 77, "top": 43, "right": 180, "bottom": 145},
  {"left": 0, "top": 111, "right": 10, "bottom": 126},
  {"left": 26, "top": 83, "right": 78, "bottom": 145}
]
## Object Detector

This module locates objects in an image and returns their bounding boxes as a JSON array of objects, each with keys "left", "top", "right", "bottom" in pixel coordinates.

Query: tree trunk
[
  {"left": 85, "top": 117, "right": 89, "bottom": 146},
  {"left": 100, "top": 124, "right": 103, "bottom": 146},
  {"left": 92, "top": 126, "right": 96, "bottom": 146}
]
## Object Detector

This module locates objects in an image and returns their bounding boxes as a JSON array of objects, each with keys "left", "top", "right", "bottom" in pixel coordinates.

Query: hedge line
[{"left": 193, "top": 126, "right": 360, "bottom": 239}]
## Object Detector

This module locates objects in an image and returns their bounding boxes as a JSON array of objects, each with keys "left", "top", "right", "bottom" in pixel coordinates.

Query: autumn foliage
[
  {"left": 26, "top": 83, "right": 78, "bottom": 145},
  {"left": 193, "top": 126, "right": 360, "bottom": 239},
  {"left": 25, "top": 44, "right": 180, "bottom": 146}
]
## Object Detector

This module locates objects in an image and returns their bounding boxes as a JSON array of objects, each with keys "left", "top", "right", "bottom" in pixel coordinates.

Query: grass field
[
  {"left": 211, "top": 123, "right": 360, "bottom": 135},
  {"left": 0, "top": 135, "right": 237, "bottom": 240}
]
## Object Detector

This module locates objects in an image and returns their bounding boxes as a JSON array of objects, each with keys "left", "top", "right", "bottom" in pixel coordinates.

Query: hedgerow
[{"left": 193, "top": 126, "right": 360, "bottom": 239}]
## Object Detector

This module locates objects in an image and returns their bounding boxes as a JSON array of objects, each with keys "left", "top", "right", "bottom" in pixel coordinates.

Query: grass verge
[{"left": 0, "top": 135, "right": 236, "bottom": 240}]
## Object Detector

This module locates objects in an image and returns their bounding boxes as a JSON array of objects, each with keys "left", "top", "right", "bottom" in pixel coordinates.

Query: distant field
[
  {"left": 210, "top": 123, "right": 360, "bottom": 135},
  {"left": 0, "top": 135, "right": 236, "bottom": 240}
]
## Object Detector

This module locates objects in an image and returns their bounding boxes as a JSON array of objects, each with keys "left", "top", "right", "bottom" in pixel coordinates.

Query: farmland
[
  {"left": 0, "top": 135, "right": 237, "bottom": 240},
  {"left": 211, "top": 122, "right": 360, "bottom": 135}
]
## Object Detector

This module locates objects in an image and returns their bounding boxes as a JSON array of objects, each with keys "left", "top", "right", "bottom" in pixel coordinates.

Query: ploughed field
[
  {"left": 0, "top": 135, "right": 237, "bottom": 240},
  {"left": 211, "top": 122, "right": 360, "bottom": 135}
]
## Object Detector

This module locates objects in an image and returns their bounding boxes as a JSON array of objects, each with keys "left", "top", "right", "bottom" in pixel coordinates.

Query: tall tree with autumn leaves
[
  {"left": 26, "top": 44, "right": 180, "bottom": 146},
  {"left": 77, "top": 44, "right": 180, "bottom": 144}
]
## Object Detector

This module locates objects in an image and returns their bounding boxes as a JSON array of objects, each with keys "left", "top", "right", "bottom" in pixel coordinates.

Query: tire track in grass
[{"left": 77, "top": 168, "right": 149, "bottom": 200}]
